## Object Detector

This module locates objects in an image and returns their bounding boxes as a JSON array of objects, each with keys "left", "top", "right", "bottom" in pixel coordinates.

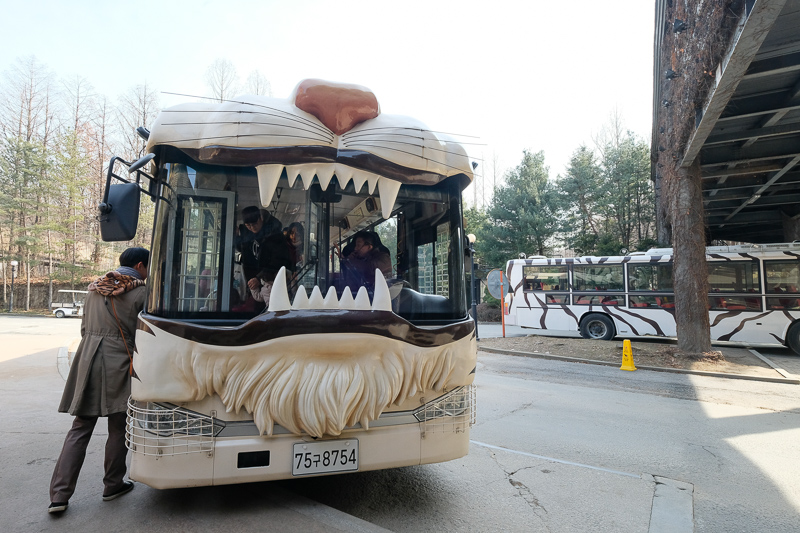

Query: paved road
[
  {"left": 3, "top": 315, "right": 799, "bottom": 532},
  {"left": 0, "top": 316, "right": 387, "bottom": 533},
  {"left": 287, "top": 351, "right": 800, "bottom": 532},
  {"left": 477, "top": 322, "right": 558, "bottom": 339},
  {"left": 750, "top": 346, "right": 800, "bottom": 376}
]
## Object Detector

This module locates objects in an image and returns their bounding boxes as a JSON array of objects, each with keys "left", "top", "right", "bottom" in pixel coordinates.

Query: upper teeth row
[
  {"left": 257, "top": 163, "right": 401, "bottom": 220},
  {"left": 267, "top": 267, "right": 392, "bottom": 312}
]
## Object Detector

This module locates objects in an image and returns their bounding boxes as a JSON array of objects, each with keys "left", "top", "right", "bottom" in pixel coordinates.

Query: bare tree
[
  {"left": 116, "top": 82, "right": 159, "bottom": 161},
  {"left": 88, "top": 95, "right": 115, "bottom": 266},
  {"left": 205, "top": 59, "right": 239, "bottom": 102},
  {"left": 245, "top": 70, "right": 272, "bottom": 96},
  {"left": 0, "top": 56, "right": 55, "bottom": 141},
  {"left": 115, "top": 83, "right": 160, "bottom": 248},
  {"left": 490, "top": 151, "right": 503, "bottom": 195},
  {"left": 0, "top": 56, "right": 56, "bottom": 309},
  {"left": 592, "top": 107, "right": 625, "bottom": 157}
]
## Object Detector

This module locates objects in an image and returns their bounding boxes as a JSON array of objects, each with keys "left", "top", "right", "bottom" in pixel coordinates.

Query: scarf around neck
[{"left": 88, "top": 270, "right": 146, "bottom": 296}]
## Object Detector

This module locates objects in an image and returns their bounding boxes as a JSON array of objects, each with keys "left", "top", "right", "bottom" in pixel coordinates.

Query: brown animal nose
[{"left": 293, "top": 79, "right": 380, "bottom": 136}]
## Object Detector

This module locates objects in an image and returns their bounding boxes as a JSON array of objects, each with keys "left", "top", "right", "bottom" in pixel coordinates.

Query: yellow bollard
[{"left": 620, "top": 339, "right": 637, "bottom": 371}]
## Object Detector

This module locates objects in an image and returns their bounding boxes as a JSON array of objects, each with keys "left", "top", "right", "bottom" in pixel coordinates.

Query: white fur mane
[{"left": 172, "top": 333, "right": 461, "bottom": 438}]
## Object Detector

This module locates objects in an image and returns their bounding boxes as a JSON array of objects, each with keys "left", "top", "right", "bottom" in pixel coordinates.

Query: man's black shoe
[
  {"left": 48, "top": 502, "right": 68, "bottom": 514},
  {"left": 102, "top": 481, "right": 134, "bottom": 501}
]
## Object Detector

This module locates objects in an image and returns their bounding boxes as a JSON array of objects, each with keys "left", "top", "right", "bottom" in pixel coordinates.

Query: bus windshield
[{"left": 147, "top": 150, "right": 467, "bottom": 324}]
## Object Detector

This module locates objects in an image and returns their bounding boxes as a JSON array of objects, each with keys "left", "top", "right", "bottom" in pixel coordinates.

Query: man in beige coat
[{"left": 48, "top": 247, "right": 149, "bottom": 514}]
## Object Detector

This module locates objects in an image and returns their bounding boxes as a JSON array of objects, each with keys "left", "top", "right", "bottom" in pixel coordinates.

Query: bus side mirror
[{"left": 99, "top": 183, "right": 141, "bottom": 241}]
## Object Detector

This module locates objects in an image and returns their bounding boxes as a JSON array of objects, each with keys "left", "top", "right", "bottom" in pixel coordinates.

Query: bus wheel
[
  {"left": 580, "top": 314, "right": 615, "bottom": 340},
  {"left": 786, "top": 322, "right": 800, "bottom": 354}
]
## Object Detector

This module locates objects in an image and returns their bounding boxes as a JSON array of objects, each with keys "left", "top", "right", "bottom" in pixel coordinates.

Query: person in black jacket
[{"left": 235, "top": 206, "right": 282, "bottom": 281}]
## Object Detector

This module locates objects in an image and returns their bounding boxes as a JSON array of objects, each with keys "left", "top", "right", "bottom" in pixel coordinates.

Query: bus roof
[
  {"left": 508, "top": 242, "right": 800, "bottom": 265},
  {"left": 646, "top": 242, "right": 800, "bottom": 255}
]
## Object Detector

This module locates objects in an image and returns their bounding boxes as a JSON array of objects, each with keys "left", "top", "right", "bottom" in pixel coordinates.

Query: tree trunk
[
  {"left": 670, "top": 162, "right": 711, "bottom": 353},
  {"left": 25, "top": 253, "right": 31, "bottom": 311},
  {"left": 48, "top": 251, "right": 53, "bottom": 307}
]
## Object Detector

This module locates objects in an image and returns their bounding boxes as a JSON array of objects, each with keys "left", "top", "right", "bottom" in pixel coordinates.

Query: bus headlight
[
  {"left": 126, "top": 400, "right": 223, "bottom": 456},
  {"left": 413, "top": 385, "right": 476, "bottom": 427}
]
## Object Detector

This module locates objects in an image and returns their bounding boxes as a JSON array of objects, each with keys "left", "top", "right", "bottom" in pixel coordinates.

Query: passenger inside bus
[
  {"left": 335, "top": 230, "right": 392, "bottom": 292},
  {"left": 285, "top": 222, "right": 304, "bottom": 270},
  {"left": 235, "top": 206, "right": 283, "bottom": 281}
]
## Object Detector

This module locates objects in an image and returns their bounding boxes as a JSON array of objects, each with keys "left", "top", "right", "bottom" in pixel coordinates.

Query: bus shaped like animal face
[{"left": 123, "top": 80, "right": 477, "bottom": 488}]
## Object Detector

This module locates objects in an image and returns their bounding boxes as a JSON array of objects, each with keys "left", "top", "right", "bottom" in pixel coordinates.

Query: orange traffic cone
[{"left": 620, "top": 339, "right": 637, "bottom": 371}]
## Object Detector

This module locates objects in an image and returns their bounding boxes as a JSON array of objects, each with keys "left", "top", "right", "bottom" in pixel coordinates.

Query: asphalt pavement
[
  {"left": 3, "top": 315, "right": 798, "bottom": 532},
  {"left": 0, "top": 315, "right": 389, "bottom": 533}
]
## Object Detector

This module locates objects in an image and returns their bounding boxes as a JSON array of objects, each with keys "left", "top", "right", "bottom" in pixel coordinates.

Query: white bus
[
  {"left": 99, "top": 79, "right": 477, "bottom": 488},
  {"left": 505, "top": 243, "right": 800, "bottom": 353}
]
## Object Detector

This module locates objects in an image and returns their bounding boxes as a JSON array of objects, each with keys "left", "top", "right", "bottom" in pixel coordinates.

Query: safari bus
[
  {"left": 504, "top": 243, "right": 800, "bottom": 353},
  {"left": 98, "top": 79, "right": 477, "bottom": 488}
]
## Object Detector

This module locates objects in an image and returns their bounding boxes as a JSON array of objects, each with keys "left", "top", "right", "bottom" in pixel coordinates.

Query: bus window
[
  {"left": 522, "top": 265, "right": 567, "bottom": 291},
  {"left": 152, "top": 162, "right": 237, "bottom": 316},
  {"left": 708, "top": 261, "right": 760, "bottom": 311},
  {"left": 573, "top": 294, "right": 623, "bottom": 306},
  {"left": 573, "top": 265, "right": 624, "bottom": 291},
  {"left": 765, "top": 260, "right": 800, "bottom": 309},
  {"left": 628, "top": 264, "right": 673, "bottom": 292},
  {"left": 629, "top": 295, "right": 654, "bottom": 307},
  {"left": 627, "top": 295, "right": 675, "bottom": 308},
  {"left": 150, "top": 157, "right": 468, "bottom": 323},
  {"left": 723, "top": 296, "right": 762, "bottom": 311},
  {"left": 708, "top": 261, "right": 759, "bottom": 292}
]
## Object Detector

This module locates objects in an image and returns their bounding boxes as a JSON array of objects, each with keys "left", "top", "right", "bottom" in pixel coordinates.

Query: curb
[
  {"left": 57, "top": 338, "right": 81, "bottom": 380},
  {"left": 478, "top": 347, "right": 800, "bottom": 385}
]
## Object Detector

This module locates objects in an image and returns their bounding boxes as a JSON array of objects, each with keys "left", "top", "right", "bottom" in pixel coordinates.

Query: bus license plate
[{"left": 292, "top": 440, "right": 359, "bottom": 476}]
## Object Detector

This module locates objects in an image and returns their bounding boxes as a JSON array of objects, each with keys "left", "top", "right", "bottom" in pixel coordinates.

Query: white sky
[{"left": 2, "top": 0, "right": 655, "bottom": 202}]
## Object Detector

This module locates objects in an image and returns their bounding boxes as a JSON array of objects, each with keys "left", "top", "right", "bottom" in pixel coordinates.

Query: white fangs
[
  {"left": 323, "top": 286, "right": 339, "bottom": 309},
  {"left": 267, "top": 267, "right": 292, "bottom": 312},
  {"left": 371, "top": 269, "right": 392, "bottom": 311},
  {"left": 268, "top": 268, "right": 393, "bottom": 312},
  {"left": 334, "top": 164, "right": 353, "bottom": 190},
  {"left": 377, "top": 177, "right": 401, "bottom": 219},
  {"left": 256, "top": 165, "right": 282, "bottom": 208},
  {"left": 292, "top": 285, "right": 309, "bottom": 309},
  {"left": 256, "top": 163, "right": 401, "bottom": 218}
]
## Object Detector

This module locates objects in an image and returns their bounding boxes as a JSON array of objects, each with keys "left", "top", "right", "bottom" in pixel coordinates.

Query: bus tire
[
  {"left": 580, "top": 314, "right": 615, "bottom": 340},
  {"left": 786, "top": 322, "right": 800, "bottom": 354}
]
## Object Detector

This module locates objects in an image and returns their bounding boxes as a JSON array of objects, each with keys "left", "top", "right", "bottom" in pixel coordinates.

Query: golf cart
[{"left": 51, "top": 290, "right": 88, "bottom": 318}]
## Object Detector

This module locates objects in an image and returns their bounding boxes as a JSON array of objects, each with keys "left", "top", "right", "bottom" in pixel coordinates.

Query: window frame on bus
[
  {"left": 626, "top": 262, "right": 675, "bottom": 309},
  {"left": 763, "top": 259, "right": 800, "bottom": 311},
  {"left": 521, "top": 264, "right": 570, "bottom": 304},
  {"left": 572, "top": 263, "right": 624, "bottom": 306},
  {"left": 706, "top": 258, "right": 762, "bottom": 311}
]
